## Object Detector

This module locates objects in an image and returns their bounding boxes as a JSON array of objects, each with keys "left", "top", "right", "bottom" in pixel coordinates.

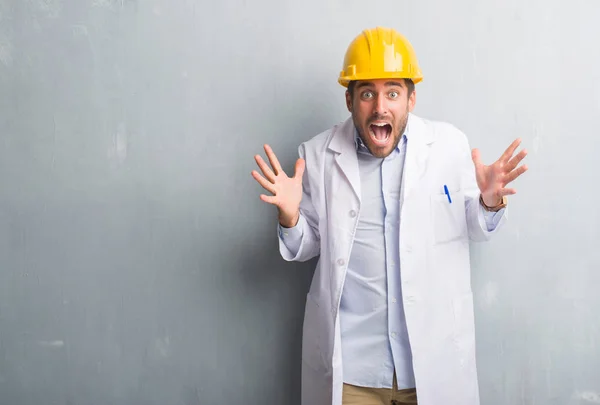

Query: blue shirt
[
  {"left": 279, "top": 126, "right": 502, "bottom": 389},
  {"left": 338, "top": 130, "right": 413, "bottom": 389}
]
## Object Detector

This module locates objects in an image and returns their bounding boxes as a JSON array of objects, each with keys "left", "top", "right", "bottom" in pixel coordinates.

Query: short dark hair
[{"left": 348, "top": 78, "right": 415, "bottom": 99}]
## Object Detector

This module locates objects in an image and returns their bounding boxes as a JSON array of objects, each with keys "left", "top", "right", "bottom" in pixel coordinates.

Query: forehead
[{"left": 355, "top": 79, "right": 406, "bottom": 89}]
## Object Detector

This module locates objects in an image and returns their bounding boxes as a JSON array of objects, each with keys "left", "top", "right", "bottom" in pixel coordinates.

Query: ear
[
  {"left": 407, "top": 90, "right": 417, "bottom": 112},
  {"left": 345, "top": 90, "right": 352, "bottom": 112}
]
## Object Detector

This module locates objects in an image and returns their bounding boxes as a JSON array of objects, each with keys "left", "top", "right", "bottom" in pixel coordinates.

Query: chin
[
  {"left": 372, "top": 148, "right": 394, "bottom": 158},
  {"left": 364, "top": 143, "right": 393, "bottom": 158}
]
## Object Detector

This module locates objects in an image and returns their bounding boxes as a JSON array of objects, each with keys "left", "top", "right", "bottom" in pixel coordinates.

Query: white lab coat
[{"left": 278, "top": 113, "right": 507, "bottom": 405}]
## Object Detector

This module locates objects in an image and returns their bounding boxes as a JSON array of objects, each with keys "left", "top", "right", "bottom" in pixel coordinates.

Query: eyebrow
[{"left": 356, "top": 81, "right": 405, "bottom": 89}]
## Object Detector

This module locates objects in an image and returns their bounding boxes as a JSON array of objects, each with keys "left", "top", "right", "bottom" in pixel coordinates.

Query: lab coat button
[
  {"left": 349, "top": 210, "right": 357, "bottom": 218},
  {"left": 337, "top": 258, "right": 345, "bottom": 266}
]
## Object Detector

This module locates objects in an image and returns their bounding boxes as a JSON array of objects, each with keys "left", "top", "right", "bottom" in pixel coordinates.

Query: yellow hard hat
[{"left": 338, "top": 27, "right": 423, "bottom": 87}]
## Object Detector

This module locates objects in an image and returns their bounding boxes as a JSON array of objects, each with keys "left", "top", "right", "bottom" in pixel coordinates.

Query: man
[{"left": 251, "top": 27, "right": 527, "bottom": 405}]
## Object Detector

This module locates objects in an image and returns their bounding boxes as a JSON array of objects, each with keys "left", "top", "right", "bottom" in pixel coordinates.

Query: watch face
[{"left": 495, "top": 197, "right": 507, "bottom": 211}]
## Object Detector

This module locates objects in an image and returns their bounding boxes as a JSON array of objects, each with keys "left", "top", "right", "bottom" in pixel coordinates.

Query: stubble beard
[{"left": 353, "top": 111, "right": 409, "bottom": 158}]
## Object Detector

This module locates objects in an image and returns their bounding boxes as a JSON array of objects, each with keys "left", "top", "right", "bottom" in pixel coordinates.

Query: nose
[{"left": 373, "top": 93, "right": 388, "bottom": 116}]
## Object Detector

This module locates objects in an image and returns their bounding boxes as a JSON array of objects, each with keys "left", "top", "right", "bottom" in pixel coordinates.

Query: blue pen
[{"left": 444, "top": 185, "right": 452, "bottom": 203}]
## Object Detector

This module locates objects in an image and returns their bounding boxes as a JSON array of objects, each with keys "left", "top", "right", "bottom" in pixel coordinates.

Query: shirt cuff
[
  {"left": 278, "top": 215, "right": 304, "bottom": 251},
  {"left": 480, "top": 204, "right": 505, "bottom": 232}
]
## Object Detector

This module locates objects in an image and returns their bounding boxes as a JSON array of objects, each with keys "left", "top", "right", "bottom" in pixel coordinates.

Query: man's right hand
[{"left": 252, "top": 144, "right": 305, "bottom": 228}]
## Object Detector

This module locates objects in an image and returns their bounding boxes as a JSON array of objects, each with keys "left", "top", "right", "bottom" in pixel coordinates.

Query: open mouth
[{"left": 369, "top": 123, "right": 392, "bottom": 146}]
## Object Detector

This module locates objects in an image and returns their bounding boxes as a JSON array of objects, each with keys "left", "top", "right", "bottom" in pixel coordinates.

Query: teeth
[{"left": 373, "top": 123, "right": 389, "bottom": 127}]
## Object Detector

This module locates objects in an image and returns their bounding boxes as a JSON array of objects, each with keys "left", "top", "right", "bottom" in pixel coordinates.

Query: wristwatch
[{"left": 479, "top": 194, "right": 507, "bottom": 212}]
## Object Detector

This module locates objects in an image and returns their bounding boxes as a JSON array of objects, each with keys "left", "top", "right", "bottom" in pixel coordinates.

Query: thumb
[
  {"left": 293, "top": 158, "right": 306, "bottom": 180},
  {"left": 471, "top": 148, "right": 482, "bottom": 168}
]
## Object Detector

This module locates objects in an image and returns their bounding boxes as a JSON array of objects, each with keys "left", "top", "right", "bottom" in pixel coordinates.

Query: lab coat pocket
[
  {"left": 301, "top": 294, "right": 326, "bottom": 372},
  {"left": 431, "top": 188, "right": 467, "bottom": 245}
]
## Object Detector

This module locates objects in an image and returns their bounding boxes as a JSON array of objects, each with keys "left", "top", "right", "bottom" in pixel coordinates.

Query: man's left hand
[{"left": 471, "top": 138, "right": 528, "bottom": 207}]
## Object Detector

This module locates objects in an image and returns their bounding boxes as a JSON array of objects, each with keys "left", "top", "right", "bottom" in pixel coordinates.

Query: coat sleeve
[
  {"left": 278, "top": 143, "right": 321, "bottom": 262},
  {"left": 459, "top": 129, "right": 508, "bottom": 242}
]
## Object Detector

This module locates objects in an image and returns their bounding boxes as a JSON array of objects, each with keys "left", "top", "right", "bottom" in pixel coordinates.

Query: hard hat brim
[{"left": 338, "top": 72, "right": 423, "bottom": 88}]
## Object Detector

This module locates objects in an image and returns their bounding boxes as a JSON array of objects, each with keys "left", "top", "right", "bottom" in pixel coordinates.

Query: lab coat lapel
[
  {"left": 401, "top": 114, "right": 434, "bottom": 203},
  {"left": 328, "top": 118, "right": 361, "bottom": 203}
]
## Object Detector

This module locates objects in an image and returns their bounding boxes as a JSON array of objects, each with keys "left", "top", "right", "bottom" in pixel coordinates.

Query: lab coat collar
[
  {"left": 328, "top": 113, "right": 432, "bottom": 154},
  {"left": 327, "top": 113, "right": 434, "bottom": 202}
]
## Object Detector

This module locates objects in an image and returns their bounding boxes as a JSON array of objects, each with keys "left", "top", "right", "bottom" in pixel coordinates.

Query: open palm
[
  {"left": 252, "top": 144, "right": 305, "bottom": 228},
  {"left": 472, "top": 138, "right": 528, "bottom": 206}
]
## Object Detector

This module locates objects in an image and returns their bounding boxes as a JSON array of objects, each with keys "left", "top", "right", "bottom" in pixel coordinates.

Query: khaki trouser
[{"left": 342, "top": 373, "right": 417, "bottom": 405}]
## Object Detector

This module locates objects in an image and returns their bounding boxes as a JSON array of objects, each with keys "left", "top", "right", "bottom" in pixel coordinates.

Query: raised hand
[
  {"left": 252, "top": 144, "right": 305, "bottom": 228},
  {"left": 471, "top": 138, "right": 528, "bottom": 207}
]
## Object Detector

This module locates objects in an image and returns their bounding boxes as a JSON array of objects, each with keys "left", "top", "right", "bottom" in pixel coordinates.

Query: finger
[
  {"left": 259, "top": 194, "right": 279, "bottom": 205},
  {"left": 264, "top": 144, "right": 283, "bottom": 176},
  {"left": 497, "top": 188, "right": 517, "bottom": 197},
  {"left": 505, "top": 149, "right": 528, "bottom": 172},
  {"left": 471, "top": 148, "right": 482, "bottom": 165},
  {"left": 293, "top": 158, "right": 306, "bottom": 180},
  {"left": 254, "top": 154, "right": 276, "bottom": 182},
  {"left": 503, "top": 164, "right": 528, "bottom": 185},
  {"left": 471, "top": 148, "right": 485, "bottom": 173},
  {"left": 251, "top": 170, "right": 277, "bottom": 194},
  {"left": 500, "top": 138, "right": 522, "bottom": 162}
]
